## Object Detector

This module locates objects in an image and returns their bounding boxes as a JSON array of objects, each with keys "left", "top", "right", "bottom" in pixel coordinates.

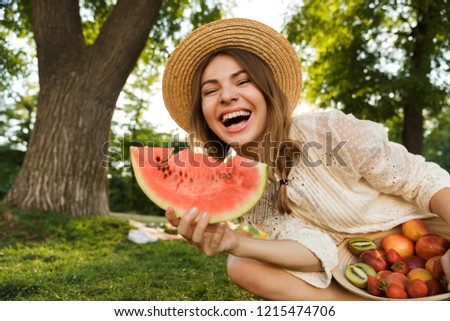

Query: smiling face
[{"left": 200, "top": 54, "right": 268, "bottom": 148}]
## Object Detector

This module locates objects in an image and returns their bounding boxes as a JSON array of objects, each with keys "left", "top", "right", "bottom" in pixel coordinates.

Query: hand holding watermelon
[{"left": 166, "top": 206, "right": 239, "bottom": 256}]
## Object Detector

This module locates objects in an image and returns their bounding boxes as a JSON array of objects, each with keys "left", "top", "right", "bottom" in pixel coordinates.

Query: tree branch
[
  {"left": 32, "top": 0, "right": 85, "bottom": 77},
  {"left": 90, "top": 0, "right": 163, "bottom": 91}
]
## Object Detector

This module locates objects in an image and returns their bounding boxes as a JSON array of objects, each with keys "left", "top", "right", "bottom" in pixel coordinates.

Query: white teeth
[{"left": 222, "top": 110, "right": 251, "bottom": 122}]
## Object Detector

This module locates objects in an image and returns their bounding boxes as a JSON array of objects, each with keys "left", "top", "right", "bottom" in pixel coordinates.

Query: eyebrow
[{"left": 201, "top": 69, "right": 247, "bottom": 88}]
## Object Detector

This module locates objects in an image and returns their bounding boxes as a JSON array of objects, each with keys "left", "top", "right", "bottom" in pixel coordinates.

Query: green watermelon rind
[{"left": 130, "top": 147, "right": 268, "bottom": 223}]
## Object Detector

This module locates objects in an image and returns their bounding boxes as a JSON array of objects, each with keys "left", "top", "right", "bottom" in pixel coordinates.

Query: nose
[{"left": 220, "top": 87, "right": 239, "bottom": 104}]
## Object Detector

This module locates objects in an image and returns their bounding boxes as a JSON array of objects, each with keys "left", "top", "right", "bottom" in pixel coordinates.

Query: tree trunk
[
  {"left": 402, "top": 3, "right": 436, "bottom": 155},
  {"left": 402, "top": 105, "right": 423, "bottom": 155},
  {"left": 7, "top": 0, "right": 163, "bottom": 216}
]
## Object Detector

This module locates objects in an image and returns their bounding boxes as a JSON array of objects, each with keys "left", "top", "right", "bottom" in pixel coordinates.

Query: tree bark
[{"left": 7, "top": 0, "right": 163, "bottom": 216}]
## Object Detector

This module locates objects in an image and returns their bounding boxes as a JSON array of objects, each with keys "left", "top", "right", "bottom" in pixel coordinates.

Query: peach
[
  {"left": 380, "top": 234, "right": 415, "bottom": 258},
  {"left": 359, "top": 249, "right": 388, "bottom": 272},
  {"left": 376, "top": 270, "right": 392, "bottom": 280},
  {"left": 401, "top": 219, "right": 430, "bottom": 242},
  {"left": 415, "top": 234, "right": 450, "bottom": 260},
  {"left": 383, "top": 272, "right": 409, "bottom": 290},
  {"left": 407, "top": 268, "right": 433, "bottom": 283}
]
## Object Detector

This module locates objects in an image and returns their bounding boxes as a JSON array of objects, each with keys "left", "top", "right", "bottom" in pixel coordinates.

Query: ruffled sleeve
[{"left": 327, "top": 110, "right": 450, "bottom": 211}]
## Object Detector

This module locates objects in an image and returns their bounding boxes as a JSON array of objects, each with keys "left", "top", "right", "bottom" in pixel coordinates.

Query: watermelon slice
[{"left": 130, "top": 147, "right": 268, "bottom": 223}]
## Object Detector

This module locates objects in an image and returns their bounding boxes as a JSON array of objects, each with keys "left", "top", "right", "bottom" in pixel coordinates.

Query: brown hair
[{"left": 188, "top": 48, "right": 300, "bottom": 214}]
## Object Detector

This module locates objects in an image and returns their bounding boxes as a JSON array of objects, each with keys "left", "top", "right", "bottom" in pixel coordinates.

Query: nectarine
[
  {"left": 381, "top": 234, "right": 415, "bottom": 258},
  {"left": 402, "top": 255, "right": 426, "bottom": 270},
  {"left": 415, "top": 234, "right": 450, "bottom": 260}
]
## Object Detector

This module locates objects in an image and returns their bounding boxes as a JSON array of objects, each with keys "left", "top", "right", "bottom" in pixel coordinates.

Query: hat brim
[{"left": 162, "top": 18, "right": 302, "bottom": 132}]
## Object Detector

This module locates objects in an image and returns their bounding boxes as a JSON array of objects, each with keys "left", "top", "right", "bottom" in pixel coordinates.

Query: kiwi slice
[
  {"left": 344, "top": 263, "right": 376, "bottom": 289},
  {"left": 348, "top": 237, "right": 377, "bottom": 256}
]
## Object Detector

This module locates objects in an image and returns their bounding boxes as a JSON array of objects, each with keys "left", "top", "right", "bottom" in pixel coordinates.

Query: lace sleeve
[
  {"left": 242, "top": 185, "right": 338, "bottom": 288},
  {"left": 326, "top": 110, "right": 450, "bottom": 211},
  {"left": 277, "top": 215, "right": 338, "bottom": 288}
]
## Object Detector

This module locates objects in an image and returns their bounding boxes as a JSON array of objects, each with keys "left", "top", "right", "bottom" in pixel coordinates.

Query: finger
[
  {"left": 205, "top": 222, "right": 227, "bottom": 256},
  {"left": 165, "top": 207, "right": 180, "bottom": 227},
  {"left": 177, "top": 207, "right": 199, "bottom": 237},
  {"left": 191, "top": 212, "right": 209, "bottom": 245}
]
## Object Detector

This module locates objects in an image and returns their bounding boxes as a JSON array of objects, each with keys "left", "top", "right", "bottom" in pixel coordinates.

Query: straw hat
[{"left": 162, "top": 18, "right": 302, "bottom": 131}]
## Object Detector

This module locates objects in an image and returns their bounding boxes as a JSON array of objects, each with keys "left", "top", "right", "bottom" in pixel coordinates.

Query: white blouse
[{"left": 242, "top": 109, "right": 450, "bottom": 288}]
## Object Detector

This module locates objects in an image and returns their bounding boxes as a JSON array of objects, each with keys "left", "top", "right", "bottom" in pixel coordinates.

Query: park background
[{"left": 1, "top": 0, "right": 449, "bottom": 300}]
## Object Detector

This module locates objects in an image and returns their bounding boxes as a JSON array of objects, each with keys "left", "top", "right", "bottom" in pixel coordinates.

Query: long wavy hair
[{"left": 188, "top": 48, "right": 300, "bottom": 214}]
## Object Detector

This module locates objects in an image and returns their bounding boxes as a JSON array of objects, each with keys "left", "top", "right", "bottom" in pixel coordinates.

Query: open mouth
[{"left": 221, "top": 110, "right": 251, "bottom": 128}]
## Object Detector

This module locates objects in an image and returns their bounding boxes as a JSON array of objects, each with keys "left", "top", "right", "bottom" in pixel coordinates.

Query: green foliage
[
  {"left": 0, "top": 0, "right": 33, "bottom": 91},
  {"left": 423, "top": 108, "right": 450, "bottom": 172},
  {"left": 0, "top": 206, "right": 258, "bottom": 300},
  {"left": 0, "top": 91, "right": 37, "bottom": 148},
  {"left": 0, "top": 91, "right": 35, "bottom": 199},
  {"left": 284, "top": 0, "right": 450, "bottom": 142},
  {"left": 80, "top": 0, "right": 114, "bottom": 44},
  {"left": 0, "top": 147, "right": 24, "bottom": 199},
  {"left": 190, "top": 0, "right": 224, "bottom": 29}
]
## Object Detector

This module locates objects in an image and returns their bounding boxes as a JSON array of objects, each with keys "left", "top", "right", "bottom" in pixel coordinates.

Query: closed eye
[
  {"left": 203, "top": 88, "right": 218, "bottom": 96},
  {"left": 237, "top": 79, "right": 251, "bottom": 86}
]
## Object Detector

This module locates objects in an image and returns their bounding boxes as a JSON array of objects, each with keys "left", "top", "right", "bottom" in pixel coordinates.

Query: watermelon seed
[
  {"left": 219, "top": 173, "right": 232, "bottom": 179},
  {"left": 156, "top": 156, "right": 161, "bottom": 162}
]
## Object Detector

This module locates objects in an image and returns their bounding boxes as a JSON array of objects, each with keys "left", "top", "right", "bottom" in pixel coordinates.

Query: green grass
[{"left": 0, "top": 204, "right": 259, "bottom": 301}]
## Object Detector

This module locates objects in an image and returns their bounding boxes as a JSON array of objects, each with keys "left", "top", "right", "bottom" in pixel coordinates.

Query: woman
[{"left": 161, "top": 18, "right": 450, "bottom": 300}]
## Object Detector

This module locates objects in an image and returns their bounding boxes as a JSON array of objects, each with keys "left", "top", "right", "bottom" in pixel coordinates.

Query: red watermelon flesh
[{"left": 130, "top": 147, "right": 268, "bottom": 223}]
